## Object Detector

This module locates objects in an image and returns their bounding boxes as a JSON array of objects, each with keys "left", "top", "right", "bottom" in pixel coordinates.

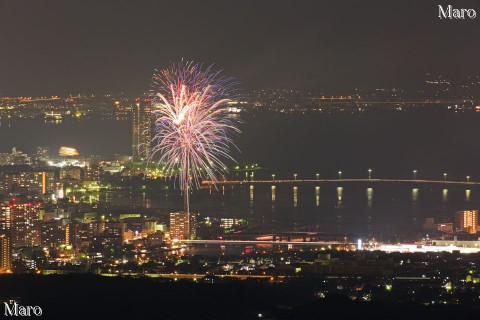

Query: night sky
[{"left": 0, "top": 0, "right": 480, "bottom": 95}]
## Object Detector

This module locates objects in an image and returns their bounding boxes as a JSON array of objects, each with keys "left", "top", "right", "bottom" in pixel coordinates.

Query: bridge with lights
[
  {"left": 202, "top": 178, "right": 480, "bottom": 187},
  {"left": 183, "top": 239, "right": 351, "bottom": 246}
]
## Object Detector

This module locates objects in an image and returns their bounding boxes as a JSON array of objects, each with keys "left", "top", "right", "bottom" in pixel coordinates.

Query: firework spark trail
[{"left": 148, "top": 61, "right": 240, "bottom": 213}]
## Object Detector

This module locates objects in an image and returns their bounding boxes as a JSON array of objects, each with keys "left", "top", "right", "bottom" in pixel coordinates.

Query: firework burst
[{"left": 148, "top": 61, "right": 240, "bottom": 213}]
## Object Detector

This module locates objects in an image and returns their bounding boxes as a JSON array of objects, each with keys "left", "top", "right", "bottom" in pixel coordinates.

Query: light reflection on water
[{"left": 99, "top": 183, "right": 480, "bottom": 236}]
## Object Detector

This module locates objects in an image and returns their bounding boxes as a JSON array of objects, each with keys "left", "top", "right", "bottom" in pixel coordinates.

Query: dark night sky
[{"left": 1, "top": 0, "right": 480, "bottom": 95}]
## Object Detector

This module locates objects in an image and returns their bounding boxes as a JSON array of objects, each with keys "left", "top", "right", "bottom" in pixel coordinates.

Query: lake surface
[
  {"left": 100, "top": 182, "right": 479, "bottom": 237},
  {"left": 2, "top": 109, "right": 480, "bottom": 236}
]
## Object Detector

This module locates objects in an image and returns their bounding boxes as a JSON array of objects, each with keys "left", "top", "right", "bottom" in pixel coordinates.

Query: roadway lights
[
  {"left": 338, "top": 171, "right": 342, "bottom": 180},
  {"left": 316, "top": 173, "right": 320, "bottom": 180},
  {"left": 444, "top": 173, "right": 447, "bottom": 182},
  {"left": 368, "top": 168, "right": 372, "bottom": 180},
  {"left": 272, "top": 174, "right": 275, "bottom": 182},
  {"left": 467, "top": 175, "right": 471, "bottom": 182},
  {"left": 294, "top": 173, "right": 298, "bottom": 181},
  {"left": 413, "top": 170, "right": 417, "bottom": 181}
]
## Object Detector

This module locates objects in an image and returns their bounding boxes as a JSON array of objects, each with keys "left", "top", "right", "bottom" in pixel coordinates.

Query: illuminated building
[
  {"left": 40, "top": 208, "right": 68, "bottom": 221},
  {"left": 90, "top": 221, "right": 105, "bottom": 236},
  {"left": 169, "top": 212, "right": 197, "bottom": 240},
  {"left": 132, "top": 99, "right": 152, "bottom": 159},
  {"left": 39, "top": 219, "right": 67, "bottom": 248},
  {"left": 1, "top": 168, "right": 56, "bottom": 195},
  {"left": 0, "top": 153, "right": 13, "bottom": 165},
  {"left": 12, "top": 218, "right": 29, "bottom": 248},
  {"left": 455, "top": 210, "right": 479, "bottom": 234},
  {"left": 83, "top": 212, "right": 98, "bottom": 223},
  {"left": 144, "top": 220, "right": 157, "bottom": 234},
  {"left": 90, "top": 222, "right": 125, "bottom": 252},
  {"left": 73, "top": 223, "right": 92, "bottom": 249},
  {"left": 156, "top": 223, "right": 168, "bottom": 232},
  {"left": 0, "top": 235, "right": 11, "bottom": 271},
  {"left": 436, "top": 223, "right": 453, "bottom": 233},
  {"left": 84, "top": 165, "right": 101, "bottom": 181},
  {"left": 36, "top": 146, "right": 49, "bottom": 161},
  {"left": 65, "top": 222, "right": 85, "bottom": 248},
  {"left": 10, "top": 147, "right": 30, "bottom": 165},
  {"left": 65, "top": 223, "right": 71, "bottom": 246},
  {"left": 220, "top": 218, "right": 240, "bottom": 229},
  {"left": 119, "top": 213, "right": 141, "bottom": 220},
  {"left": 121, "top": 218, "right": 144, "bottom": 236},
  {"left": 147, "top": 231, "right": 164, "bottom": 246},
  {"left": 123, "top": 229, "right": 135, "bottom": 241},
  {"left": 104, "top": 222, "right": 125, "bottom": 238},
  {"left": 60, "top": 166, "right": 82, "bottom": 180},
  {"left": 102, "top": 161, "right": 123, "bottom": 173},
  {"left": 0, "top": 203, "right": 12, "bottom": 232},
  {"left": 189, "top": 214, "right": 197, "bottom": 239},
  {"left": 9, "top": 201, "right": 41, "bottom": 248}
]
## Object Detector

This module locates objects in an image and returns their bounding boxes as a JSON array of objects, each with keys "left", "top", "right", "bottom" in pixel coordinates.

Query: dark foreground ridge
[{"left": 0, "top": 275, "right": 480, "bottom": 320}]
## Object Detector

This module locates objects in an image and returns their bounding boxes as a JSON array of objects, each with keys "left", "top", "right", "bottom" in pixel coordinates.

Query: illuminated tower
[
  {"left": 132, "top": 99, "right": 152, "bottom": 159},
  {"left": 455, "top": 210, "right": 479, "bottom": 234},
  {"left": 0, "top": 234, "right": 11, "bottom": 271}
]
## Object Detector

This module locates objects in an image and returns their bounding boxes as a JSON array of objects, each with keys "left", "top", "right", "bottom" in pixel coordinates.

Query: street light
[
  {"left": 444, "top": 173, "right": 447, "bottom": 182},
  {"left": 316, "top": 173, "right": 320, "bottom": 180},
  {"left": 413, "top": 170, "right": 417, "bottom": 181},
  {"left": 368, "top": 168, "right": 372, "bottom": 180},
  {"left": 467, "top": 175, "right": 471, "bottom": 182},
  {"left": 338, "top": 171, "right": 342, "bottom": 180},
  {"left": 272, "top": 174, "right": 275, "bottom": 182},
  {"left": 294, "top": 173, "right": 298, "bottom": 181}
]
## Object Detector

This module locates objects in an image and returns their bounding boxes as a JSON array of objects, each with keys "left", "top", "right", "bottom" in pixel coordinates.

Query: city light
[{"left": 1, "top": 2, "right": 479, "bottom": 317}]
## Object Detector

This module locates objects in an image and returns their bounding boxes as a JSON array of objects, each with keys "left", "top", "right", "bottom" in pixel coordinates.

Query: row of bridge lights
[{"left": 270, "top": 170, "right": 472, "bottom": 182}]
